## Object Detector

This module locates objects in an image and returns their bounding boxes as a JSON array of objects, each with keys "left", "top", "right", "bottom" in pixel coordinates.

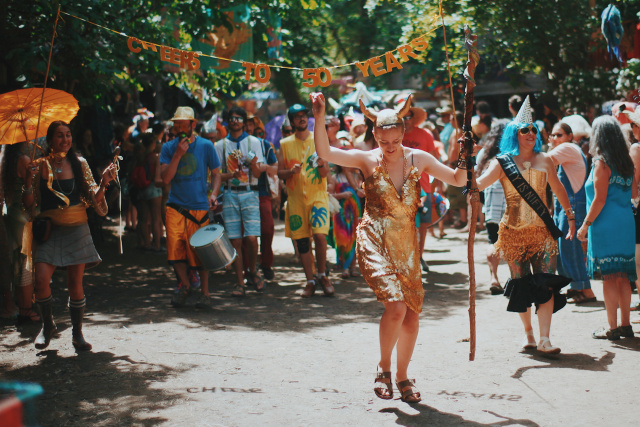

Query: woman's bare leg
[
  {"left": 378, "top": 301, "right": 407, "bottom": 372},
  {"left": 396, "top": 308, "right": 420, "bottom": 381}
]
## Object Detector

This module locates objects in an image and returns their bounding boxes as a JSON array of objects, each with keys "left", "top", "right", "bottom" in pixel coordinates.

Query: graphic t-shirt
[
  {"left": 215, "top": 132, "right": 265, "bottom": 187},
  {"left": 402, "top": 127, "right": 435, "bottom": 193},
  {"left": 160, "top": 136, "right": 220, "bottom": 210},
  {"left": 280, "top": 133, "right": 327, "bottom": 205}
]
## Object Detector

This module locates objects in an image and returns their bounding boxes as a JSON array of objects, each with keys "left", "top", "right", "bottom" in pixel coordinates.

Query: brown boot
[
  {"left": 34, "top": 296, "right": 57, "bottom": 350},
  {"left": 69, "top": 298, "right": 92, "bottom": 351},
  {"left": 301, "top": 280, "right": 316, "bottom": 298},
  {"left": 318, "top": 275, "right": 335, "bottom": 297}
]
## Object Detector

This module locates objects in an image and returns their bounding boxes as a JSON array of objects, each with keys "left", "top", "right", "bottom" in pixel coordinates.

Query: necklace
[
  {"left": 381, "top": 148, "right": 407, "bottom": 195},
  {"left": 53, "top": 177, "right": 75, "bottom": 196},
  {"left": 53, "top": 158, "right": 65, "bottom": 174}
]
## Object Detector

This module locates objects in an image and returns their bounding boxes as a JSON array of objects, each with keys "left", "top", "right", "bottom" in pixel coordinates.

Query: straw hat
[
  {"left": 408, "top": 107, "right": 427, "bottom": 126},
  {"left": 170, "top": 106, "right": 196, "bottom": 121}
]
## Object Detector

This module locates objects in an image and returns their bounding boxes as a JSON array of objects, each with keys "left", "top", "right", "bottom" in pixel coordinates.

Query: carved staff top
[{"left": 462, "top": 25, "right": 480, "bottom": 191}]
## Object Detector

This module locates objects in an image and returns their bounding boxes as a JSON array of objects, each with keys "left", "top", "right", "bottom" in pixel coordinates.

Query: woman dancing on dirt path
[{"left": 312, "top": 93, "right": 472, "bottom": 403}]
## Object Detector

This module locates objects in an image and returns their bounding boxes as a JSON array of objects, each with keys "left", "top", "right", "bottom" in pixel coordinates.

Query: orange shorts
[{"left": 166, "top": 206, "right": 209, "bottom": 268}]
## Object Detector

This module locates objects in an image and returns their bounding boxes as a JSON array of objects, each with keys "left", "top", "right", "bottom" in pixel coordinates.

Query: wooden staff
[
  {"left": 461, "top": 25, "right": 480, "bottom": 361},
  {"left": 32, "top": 4, "right": 61, "bottom": 159}
]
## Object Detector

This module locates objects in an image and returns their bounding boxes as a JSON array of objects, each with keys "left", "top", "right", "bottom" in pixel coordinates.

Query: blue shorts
[
  {"left": 415, "top": 193, "right": 432, "bottom": 227},
  {"left": 222, "top": 190, "right": 261, "bottom": 239}
]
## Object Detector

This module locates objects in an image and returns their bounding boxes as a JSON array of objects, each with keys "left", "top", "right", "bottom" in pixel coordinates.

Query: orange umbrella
[{"left": 0, "top": 88, "right": 79, "bottom": 146}]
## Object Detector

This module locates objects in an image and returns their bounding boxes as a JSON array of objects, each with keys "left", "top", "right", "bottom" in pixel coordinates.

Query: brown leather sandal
[
  {"left": 396, "top": 379, "right": 421, "bottom": 403},
  {"left": 374, "top": 368, "right": 393, "bottom": 400}
]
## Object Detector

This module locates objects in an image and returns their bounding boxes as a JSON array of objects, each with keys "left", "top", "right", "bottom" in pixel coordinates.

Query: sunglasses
[
  {"left": 550, "top": 133, "right": 565, "bottom": 138},
  {"left": 518, "top": 125, "right": 538, "bottom": 136},
  {"left": 282, "top": 129, "right": 293, "bottom": 135},
  {"left": 228, "top": 116, "right": 244, "bottom": 123}
]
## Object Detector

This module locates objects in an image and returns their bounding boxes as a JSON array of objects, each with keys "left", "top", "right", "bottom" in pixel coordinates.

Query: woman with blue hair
[{"left": 475, "top": 96, "right": 575, "bottom": 355}]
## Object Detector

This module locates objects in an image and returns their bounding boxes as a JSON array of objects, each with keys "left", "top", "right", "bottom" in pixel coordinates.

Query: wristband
[{"left": 585, "top": 220, "right": 592, "bottom": 226}]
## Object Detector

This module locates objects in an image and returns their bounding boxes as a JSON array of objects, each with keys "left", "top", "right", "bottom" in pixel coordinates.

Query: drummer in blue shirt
[{"left": 161, "top": 106, "right": 222, "bottom": 309}]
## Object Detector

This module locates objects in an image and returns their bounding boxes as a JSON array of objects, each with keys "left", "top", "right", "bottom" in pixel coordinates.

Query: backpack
[{"left": 131, "top": 164, "right": 151, "bottom": 189}]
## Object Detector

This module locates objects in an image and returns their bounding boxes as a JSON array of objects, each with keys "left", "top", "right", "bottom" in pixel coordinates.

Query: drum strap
[{"left": 167, "top": 203, "right": 209, "bottom": 225}]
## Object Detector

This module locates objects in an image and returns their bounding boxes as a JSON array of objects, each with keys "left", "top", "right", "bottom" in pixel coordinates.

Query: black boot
[
  {"left": 34, "top": 296, "right": 57, "bottom": 349},
  {"left": 69, "top": 298, "right": 92, "bottom": 351}
]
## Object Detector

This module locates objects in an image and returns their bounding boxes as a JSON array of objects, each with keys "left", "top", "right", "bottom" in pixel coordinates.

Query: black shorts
[{"left": 486, "top": 222, "right": 500, "bottom": 244}]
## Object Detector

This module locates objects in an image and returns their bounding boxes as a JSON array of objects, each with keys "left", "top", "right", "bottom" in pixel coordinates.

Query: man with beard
[
  {"left": 161, "top": 107, "right": 222, "bottom": 308},
  {"left": 215, "top": 106, "right": 267, "bottom": 296},
  {"left": 278, "top": 104, "right": 334, "bottom": 297}
]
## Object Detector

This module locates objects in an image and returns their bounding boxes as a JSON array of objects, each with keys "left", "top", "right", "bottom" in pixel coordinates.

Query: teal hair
[{"left": 499, "top": 122, "right": 543, "bottom": 156}]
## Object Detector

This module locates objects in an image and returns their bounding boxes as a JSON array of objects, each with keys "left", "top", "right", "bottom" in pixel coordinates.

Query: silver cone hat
[{"left": 514, "top": 95, "right": 533, "bottom": 125}]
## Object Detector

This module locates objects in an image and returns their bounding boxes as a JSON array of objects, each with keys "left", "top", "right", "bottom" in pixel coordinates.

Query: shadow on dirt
[
  {"left": 381, "top": 404, "right": 540, "bottom": 426},
  {"left": 0, "top": 350, "right": 190, "bottom": 426},
  {"left": 511, "top": 350, "right": 615, "bottom": 379},
  {"left": 2, "top": 223, "right": 484, "bottom": 337}
]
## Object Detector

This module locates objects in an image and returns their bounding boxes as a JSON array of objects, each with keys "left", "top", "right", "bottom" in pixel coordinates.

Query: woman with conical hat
[
  {"left": 312, "top": 92, "right": 471, "bottom": 403},
  {"left": 475, "top": 96, "right": 576, "bottom": 355}
]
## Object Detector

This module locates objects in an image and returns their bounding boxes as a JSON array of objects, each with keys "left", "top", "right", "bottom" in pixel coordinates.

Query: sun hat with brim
[
  {"left": 436, "top": 105, "right": 453, "bottom": 114},
  {"left": 171, "top": 106, "right": 196, "bottom": 121},
  {"left": 623, "top": 108, "right": 640, "bottom": 127},
  {"left": 408, "top": 107, "right": 427, "bottom": 126}
]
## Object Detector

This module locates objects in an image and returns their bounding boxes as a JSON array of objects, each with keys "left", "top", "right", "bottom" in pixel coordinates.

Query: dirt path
[{"left": 1, "top": 220, "right": 639, "bottom": 426}]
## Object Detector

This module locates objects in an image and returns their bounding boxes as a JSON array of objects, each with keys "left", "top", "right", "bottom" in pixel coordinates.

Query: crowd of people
[{"left": 2, "top": 90, "right": 640, "bottom": 402}]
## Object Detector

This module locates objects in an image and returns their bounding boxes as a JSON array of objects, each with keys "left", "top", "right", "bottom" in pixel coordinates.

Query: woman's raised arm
[{"left": 311, "top": 93, "right": 368, "bottom": 170}]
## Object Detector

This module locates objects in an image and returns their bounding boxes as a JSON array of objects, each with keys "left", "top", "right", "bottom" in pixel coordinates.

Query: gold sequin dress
[
  {"left": 356, "top": 164, "right": 423, "bottom": 313},
  {"left": 494, "top": 166, "right": 558, "bottom": 263}
]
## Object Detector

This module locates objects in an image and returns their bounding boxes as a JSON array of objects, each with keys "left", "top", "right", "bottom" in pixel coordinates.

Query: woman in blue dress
[{"left": 577, "top": 116, "right": 637, "bottom": 340}]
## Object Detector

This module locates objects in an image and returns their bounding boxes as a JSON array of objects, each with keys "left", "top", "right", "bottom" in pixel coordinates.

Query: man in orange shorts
[{"left": 161, "top": 107, "right": 222, "bottom": 308}]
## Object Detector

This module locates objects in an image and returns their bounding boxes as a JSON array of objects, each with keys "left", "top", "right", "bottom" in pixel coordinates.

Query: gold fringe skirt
[{"left": 494, "top": 223, "right": 558, "bottom": 264}]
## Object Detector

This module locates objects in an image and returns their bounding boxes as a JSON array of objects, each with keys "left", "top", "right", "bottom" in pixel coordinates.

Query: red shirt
[{"left": 402, "top": 127, "right": 435, "bottom": 193}]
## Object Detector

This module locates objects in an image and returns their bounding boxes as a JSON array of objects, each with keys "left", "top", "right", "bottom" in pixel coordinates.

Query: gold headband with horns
[{"left": 359, "top": 94, "right": 413, "bottom": 128}]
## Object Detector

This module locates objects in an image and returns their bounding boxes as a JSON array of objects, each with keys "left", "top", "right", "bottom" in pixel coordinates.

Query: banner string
[
  {"left": 439, "top": 0, "right": 459, "bottom": 124},
  {"left": 59, "top": 10, "right": 443, "bottom": 71}
]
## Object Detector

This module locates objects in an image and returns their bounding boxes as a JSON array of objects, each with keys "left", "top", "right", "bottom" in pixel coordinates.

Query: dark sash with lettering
[{"left": 496, "top": 154, "right": 563, "bottom": 239}]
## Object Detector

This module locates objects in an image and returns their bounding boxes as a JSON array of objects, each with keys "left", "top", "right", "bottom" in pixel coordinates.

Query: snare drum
[{"left": 189, "top": 224, "right": 236, "bottom": 271}]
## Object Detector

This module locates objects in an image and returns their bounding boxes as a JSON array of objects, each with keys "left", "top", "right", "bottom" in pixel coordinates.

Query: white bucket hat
[{"left": 171, "top": 106, "right": 196, "bottom": 121}]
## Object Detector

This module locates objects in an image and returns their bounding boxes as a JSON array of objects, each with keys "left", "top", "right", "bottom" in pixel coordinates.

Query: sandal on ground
[
  {"left": 248, "top": 271, "right": 265, "bottom": 292},
  {"left": 565, "top": 289, "right": 581, "bottom": 300},
  {"left": 231, "top": 283, "right": 246, "bottom": 297},
  {"left": 396, "top": 379, "right": 421, "bottom": 403},
  {"left": 522, "top": 330, "right": 536, "bottom": 350},
  {"left": 349, "top": 269, "right": 360, "bottom": 277},
  {"left": 537, "top": 337, "right": 561, "bottom": 354},
  {"left": 340, "top": 270, "right": 350, "bottom": 279},
  {"left": 592, "top": 327, "right": 620, "bottom": 340},
  {"left": 374, "top": 368, "right": 393, "bottom": 400},
  {"left": 618, "top": 325, "right": 634, "bottom": 338},
  {"left": 489, "top": 284, "right": 504, "bottom": 295}
]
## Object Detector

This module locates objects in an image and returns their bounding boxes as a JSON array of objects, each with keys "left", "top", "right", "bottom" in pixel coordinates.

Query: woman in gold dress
[
  {"left": 313, "top": 93, "right": 470, "bottom": 403},
  {"left": 475, "top": 97, "right": 575, "bottom": 355}
]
